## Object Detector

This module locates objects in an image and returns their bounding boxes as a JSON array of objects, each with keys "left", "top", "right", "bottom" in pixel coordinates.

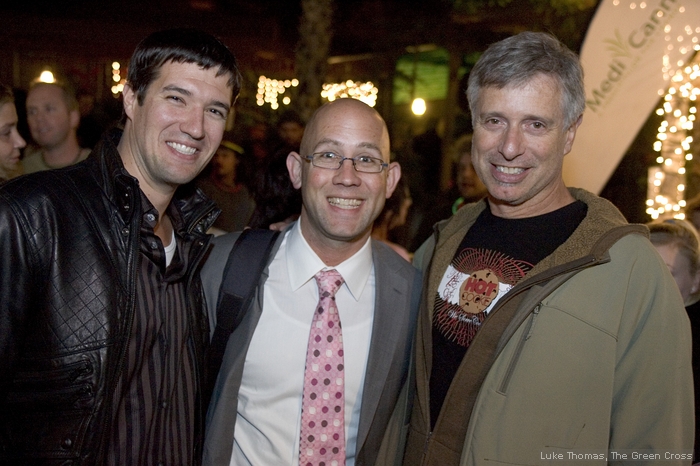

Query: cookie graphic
[{"left": 459, "top": 269, "right": 499, "bottom": 314}]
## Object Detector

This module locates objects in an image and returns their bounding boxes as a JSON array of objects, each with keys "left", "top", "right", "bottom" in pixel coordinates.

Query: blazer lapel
[{"left": 354, "top": 242, "right": 412, "bottom": 455}]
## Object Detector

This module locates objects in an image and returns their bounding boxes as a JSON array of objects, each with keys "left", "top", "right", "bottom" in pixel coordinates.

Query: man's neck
[
  {"left": 42, "top": 139, "right": 83, "bottom": 168},
  {"left": 153, "top": 212, "right": 174, "bottom": 247},
  {"left": 299, "top": 214, "right": 371, "bottom": 267}
]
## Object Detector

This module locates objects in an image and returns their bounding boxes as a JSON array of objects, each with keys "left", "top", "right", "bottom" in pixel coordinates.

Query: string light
[
  {"left": 321, "top": 80, "right": 378, "bottom": 107},
  {"left": 256, "top": 76, "right": 298, "bottom": 110},
  {"left": 646, "top": 7, "right": 700, "bottom": 221},
  {"left": 647, "top": 59, "right": 700, "bottom": 220},
  {"left": 257, "top": 76, "right": 378, "bottom": 109},
  {"left": 111, "top": 62, "right": 125, "bottom": 96}
]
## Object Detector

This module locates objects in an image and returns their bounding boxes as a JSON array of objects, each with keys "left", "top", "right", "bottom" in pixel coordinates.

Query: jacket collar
[
  {"left": 427, "top": 188, "right": 648, "bottom": 307},
  {"left": 88, "top": 128, "right": 219, "bottom": 235}
]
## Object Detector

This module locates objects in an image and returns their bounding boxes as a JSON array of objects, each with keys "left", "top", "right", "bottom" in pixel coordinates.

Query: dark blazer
[{"left": 201, "top": 226, "right": 421, "bottom": 466}]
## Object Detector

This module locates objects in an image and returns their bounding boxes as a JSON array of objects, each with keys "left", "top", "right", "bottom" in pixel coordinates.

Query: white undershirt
[
  {"left": 164, "top": 229, "right": 176, "bottom": 267},
  {"left": 230, "top": 220, "right": 375, "bottom": 466}
]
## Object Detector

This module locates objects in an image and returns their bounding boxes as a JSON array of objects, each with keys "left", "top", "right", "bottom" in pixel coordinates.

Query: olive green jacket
[{"left": 396, "top": 188, "right": 694, "bottom": 466}]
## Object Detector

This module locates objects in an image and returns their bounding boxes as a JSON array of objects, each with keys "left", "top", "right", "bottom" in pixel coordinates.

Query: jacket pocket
[
  {"left": 497, "top": 304, "right": 540, "bottom": 395},
  {"left": 1, "top": 357, "right": 96, "bottom": 459},
  {"left": 6, "top": 358, "right": 94, "bottom": 408}
]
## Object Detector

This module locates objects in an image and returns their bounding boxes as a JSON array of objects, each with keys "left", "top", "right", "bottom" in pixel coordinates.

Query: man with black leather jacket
[{"left": 0, "top": 28, "right": 241, "bottom": 465}]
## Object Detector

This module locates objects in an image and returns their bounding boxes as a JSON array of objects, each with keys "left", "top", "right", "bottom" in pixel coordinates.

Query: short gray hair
[{"left": 467, "top": 31, "right": 585, "bottom": 129}]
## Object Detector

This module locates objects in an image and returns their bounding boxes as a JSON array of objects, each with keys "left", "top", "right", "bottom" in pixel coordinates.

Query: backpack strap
[{"left": 206, "top": 228, "right": 280, "bottom": 398}]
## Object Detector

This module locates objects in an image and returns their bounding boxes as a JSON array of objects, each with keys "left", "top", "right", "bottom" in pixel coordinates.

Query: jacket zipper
[
  {"left": 10, "top": 359, "right": 91, "bottom": 388},
  {"left": 97, "top": 182, "right": 140, "bottom": 463},
  {"left": 422, "top": 430, "right": 433, "bottom": 465},
  {"left": 498, "top": 304, "right": 540, "bottom": 394}
]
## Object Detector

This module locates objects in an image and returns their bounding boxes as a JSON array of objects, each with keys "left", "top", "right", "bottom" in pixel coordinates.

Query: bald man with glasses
[{"left": 201, "top": 98, "right": 421, "bottom": 466}]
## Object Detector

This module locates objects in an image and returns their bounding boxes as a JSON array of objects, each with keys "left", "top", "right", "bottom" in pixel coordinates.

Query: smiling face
[
  {"left": 0, "top": 101, "right": 26, "bottom": 179},
  {"left": 287, "top": 99, "right": 400, "bottom": 263},
  {"left": 119, "top": 60, "right": 232, "bottom": 199},
  {"left": 471, "top": 74, "right": 580, "bottom": 219}
]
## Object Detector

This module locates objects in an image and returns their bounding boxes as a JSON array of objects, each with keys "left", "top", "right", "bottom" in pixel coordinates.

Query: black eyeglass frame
[{"left": 304, "top": 152, "right": 389, "bottom": 173}]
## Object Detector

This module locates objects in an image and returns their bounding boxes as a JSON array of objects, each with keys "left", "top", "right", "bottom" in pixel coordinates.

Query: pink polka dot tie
[{"left": 299, "top": 269, "right": 346, "bottom": 466}]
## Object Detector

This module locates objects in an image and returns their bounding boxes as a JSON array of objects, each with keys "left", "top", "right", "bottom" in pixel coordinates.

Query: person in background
[
  {"left": 275, "top": 109, "right": 305, "bottom": 151},
  {"left": 648, "top": 219, "right": 700, "bottom": 304},
  {"left": 401, "top": 31, "right": 693, "bottom": 465},
  {"left": 247, "top": 145, "right": 303, "bottom": 229},
  {"left": 450, "top": 133, "right": 487, "bottom": 213},
  {"left": 238, "top": 120, "right": 272, "bottom": 189},
  {"left": 372, "top": 175, "right": 413, "bottom": 262},
  {"left": 22, "top": 81, "right": 91, "bottom": 173},
  {"left": 0, "top": 83, "right": 26, "bottom": 183},
  {"left": 0, "top": 28, "right": 240, "bottom": 464},
  {"left": 406, "top": 133, "right": 487, "bottom": 252},
  {"left": 648, "top": 218, "right": 700, "bottom": 463},
  {"left": 201, "top": 98, "right": 421, "bottom": 466},
  {"left": 197, "top": 139, "right": 255, "bottom": 234},
  {"left": 684, "top": 192, "right": 700, "bottom": 233}
]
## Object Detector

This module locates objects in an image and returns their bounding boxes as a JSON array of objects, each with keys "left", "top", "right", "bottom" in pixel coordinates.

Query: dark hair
[
  {"left": 247, "top": 146, "right": 302, "bottom": 228},
  {"left": 127, "top": 28, "right": 242, "bottom": 105},
  {"left": 277, "top": 110, "right": 305, "bottom": 128},
  {"left": 374, "top": 175, "right": 410, "bottom": 229},
  {"left": 450, "top": 133, "right": 472, "bottom": 163},
  {"left": 467, "top": 31, "right": 585, "bottom": 129},
  {"left": 0, "top": 82, "right": 14, "bottom": 106}
]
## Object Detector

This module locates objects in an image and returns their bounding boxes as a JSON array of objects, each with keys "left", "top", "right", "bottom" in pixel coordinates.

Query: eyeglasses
[{"left": 304, "top": 152, "right": 388, "bottom": 173}]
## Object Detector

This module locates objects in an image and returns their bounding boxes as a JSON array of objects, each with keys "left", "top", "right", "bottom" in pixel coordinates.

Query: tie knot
[{"left": 314, "top": 269, "right": 344, "bottom": 298}]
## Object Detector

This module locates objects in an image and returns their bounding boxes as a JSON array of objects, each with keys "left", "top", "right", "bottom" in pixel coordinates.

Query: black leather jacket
[{"left": 0, "top": 130, "right": 219, "bottom": 465}]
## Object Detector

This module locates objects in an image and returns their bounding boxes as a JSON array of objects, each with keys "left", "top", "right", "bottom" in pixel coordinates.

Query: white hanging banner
[{"left": 562, "top": 0, "right": 700, "bottom": 194}]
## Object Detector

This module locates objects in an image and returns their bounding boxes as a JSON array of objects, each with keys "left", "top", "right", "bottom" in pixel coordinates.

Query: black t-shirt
[{"left": 429, "top": 200, "right": 588, "bottom": 428}]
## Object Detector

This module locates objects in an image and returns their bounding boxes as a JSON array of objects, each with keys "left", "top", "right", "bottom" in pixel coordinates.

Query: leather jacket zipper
[
  {"left": 10, "top": 359, "right": 91, "bottom": 388},
  {"left": 7, "top": 382, "right": 93, "bottom": 406}
]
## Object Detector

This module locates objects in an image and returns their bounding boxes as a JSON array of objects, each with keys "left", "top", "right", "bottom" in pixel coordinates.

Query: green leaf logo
[{"left": 603, "top": 30, "right": 633, "bottom": 58}]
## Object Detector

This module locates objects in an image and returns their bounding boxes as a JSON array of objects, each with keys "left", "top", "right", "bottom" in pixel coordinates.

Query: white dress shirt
[{"left": 230, "top": 220, "right": 375, "bottom": 465}]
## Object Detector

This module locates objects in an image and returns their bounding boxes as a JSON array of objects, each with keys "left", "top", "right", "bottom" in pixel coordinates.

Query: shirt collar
[{"left": 287, "top": 220, "right": 373, "bottom": 301}]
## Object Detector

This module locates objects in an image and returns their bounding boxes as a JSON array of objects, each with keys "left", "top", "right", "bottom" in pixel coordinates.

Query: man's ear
[
  {"left": 122, "top": 83, "right": 137, "bottom": 121},
  {"left": 287, "top": 151, "right": 303, "bottom": 189},
  {"left": 384, "top": 162, "right": 401, "bottom": 199},
  {"left": 691, "top": 270, "right": 700, "bottom": 297},
  {"left": 69, "top": 109, "right": 81, "bottom": 130},
  {"left": 563, "top": 114, "right": 583, "bottom": 156}
]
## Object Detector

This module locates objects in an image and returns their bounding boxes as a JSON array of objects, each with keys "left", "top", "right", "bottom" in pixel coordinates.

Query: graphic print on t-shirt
[{"left": 434, "top": 247, "right": 533, "bottom": 347}]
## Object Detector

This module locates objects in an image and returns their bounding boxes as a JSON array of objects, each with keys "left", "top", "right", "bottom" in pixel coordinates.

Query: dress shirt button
[
  {"left": 150, "top": 240, "right": 158, "bottom": 249},
  {"left": 161, "top": 400, "right": 168, "bottom": 409},
  {"left": 145, "top": 213, "right": 156, "bottom": 222}
]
